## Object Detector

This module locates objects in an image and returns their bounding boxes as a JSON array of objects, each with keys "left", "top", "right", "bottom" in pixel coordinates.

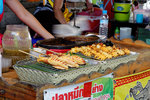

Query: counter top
[{"left": 1, "top": 39, "right": 150, "bottom": 100}]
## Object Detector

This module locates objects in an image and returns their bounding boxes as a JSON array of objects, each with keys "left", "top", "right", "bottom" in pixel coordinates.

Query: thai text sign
[{"left": 44, "top": 77, "right": 113, "bottom": 100}]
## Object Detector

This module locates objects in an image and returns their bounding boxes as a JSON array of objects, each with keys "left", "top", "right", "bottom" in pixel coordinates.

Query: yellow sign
[{"left": 114, "top": 69, "right": 150, "bottom": 100}]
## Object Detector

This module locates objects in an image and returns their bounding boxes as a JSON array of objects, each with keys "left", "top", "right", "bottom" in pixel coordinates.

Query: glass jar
[{"left": 2, "top": 25, "right": 31, "bottom": 65}]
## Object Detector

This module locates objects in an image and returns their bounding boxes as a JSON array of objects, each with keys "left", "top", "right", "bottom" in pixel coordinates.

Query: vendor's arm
[
  {"left": 53, "top": 0, "right": 67, "bottom": 24},
  {"left": 5, "top": 0, "right": 55, "bottom": 39}
]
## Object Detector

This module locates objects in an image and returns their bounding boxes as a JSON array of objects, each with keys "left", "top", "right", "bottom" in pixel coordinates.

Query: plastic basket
[{"left": 138, "top": 28, "right": 150, "bottom": 44}]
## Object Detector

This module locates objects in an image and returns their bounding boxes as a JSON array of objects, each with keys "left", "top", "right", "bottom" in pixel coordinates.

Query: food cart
[
  {"left": 0, "top": 36, "right": 150, "bottom": 100},
  {"left": 1, "top": 0, "right": 150, "bottom": 99}
]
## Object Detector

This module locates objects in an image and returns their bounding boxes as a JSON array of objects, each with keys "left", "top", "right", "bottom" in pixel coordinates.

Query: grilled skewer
[
  {"left": 18, "top": 50, "right": 68, "bottom": 70},
  {"left": 18, "top": 49, "right": 86, "bottom": 70}
]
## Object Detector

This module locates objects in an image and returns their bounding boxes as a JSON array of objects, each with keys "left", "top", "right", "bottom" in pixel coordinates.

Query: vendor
[
  {"left": 0, "top": 0, "right": 55, "bottom": 39},
  {"left": 132, "top": 0, "right": 139, "bottom": 10},
  {"left": 30, "top": 0, "right": 93, "bottom": 37}
]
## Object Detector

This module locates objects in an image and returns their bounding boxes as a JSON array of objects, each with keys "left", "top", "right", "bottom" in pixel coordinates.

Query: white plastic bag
[
  {"left": 52, "top": 24, "right": 82, "bottom": 37},
  {"left": 68, "top": 15, "right": 90, "bottom": 31},
  {"left": 143, "top": 0, "right": 150, "bottom": 9}
]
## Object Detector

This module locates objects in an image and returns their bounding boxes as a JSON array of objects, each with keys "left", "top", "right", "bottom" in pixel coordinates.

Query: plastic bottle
[
  {"left": 99, "top": 10, "right": 109, "bottom": 38},
  {"left": 114, "top": 27, "right": 120, "bottom": 40}
]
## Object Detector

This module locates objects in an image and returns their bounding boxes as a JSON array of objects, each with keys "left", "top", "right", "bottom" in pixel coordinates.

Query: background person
[
  {"left": 30, "top": 0, "right": 94, "bottom": 37},
  {"left": 0, "top": 0, "right": 55, "bottom": 39}
]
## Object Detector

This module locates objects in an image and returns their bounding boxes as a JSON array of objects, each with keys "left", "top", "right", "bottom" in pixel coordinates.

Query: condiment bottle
[{"left": 114, "top": 27, "right": 120, "bottom": 40}]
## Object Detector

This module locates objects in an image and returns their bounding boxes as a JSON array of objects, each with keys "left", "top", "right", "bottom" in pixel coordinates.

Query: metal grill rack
[{"left": 13, "top": 52, "right": 139, "bottom": 86}]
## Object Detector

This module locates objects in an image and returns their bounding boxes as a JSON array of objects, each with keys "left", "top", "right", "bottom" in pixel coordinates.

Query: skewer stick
[
  {"left": 18, "top": 50, "right": 38, "bottom": 58},
  {"left": 29, "top": 48, "right": 46, "bottom": 55},
  {"left": 38, "top": 47, "right": 62, "bottom": 55}
]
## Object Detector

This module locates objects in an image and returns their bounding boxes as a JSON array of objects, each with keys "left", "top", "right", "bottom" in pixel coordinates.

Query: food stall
[
  {"left": 0, "top": 0, "right": 150, "bottom": 100},
  {"left": 0, "top": 34, "right": 150, "bottom": 100}
]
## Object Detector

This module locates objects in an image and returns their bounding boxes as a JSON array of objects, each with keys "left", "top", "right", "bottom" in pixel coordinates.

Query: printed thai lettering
[
  {"left": 79, "top": 89, "right": 83, "bottom": 97},
  {"left": 92, "top": 94, "right": 110, "bottom": 100},
  {"left": 92, "top": 85, "right": 96, "bottom": 93},
  {"left": 51, "top": 84, "right": 104, "bottom": 100},
  {"left": 59, "top": 94, "right": 64, "bottom": 100},
  {"left": 53, "top": 93, "right": 58, "bottom": 100},
  {"left": 92, "top": 84, "right": 104, "bottom": 93},
  {"left": 51, "top": 86, "right": 84, "bottom": 100},
  {"left": 45, "top": 77, "right": 113, "bottom": 100},
  {"left": 52, "top": 96, "right": 55, "bottom": 100},
  {"left": 68, "top": 91, "right": 74, "bottom": 100},
  {"left": 98, "top": 84, "right": 103, "bottom": 92},
  {"left": 74, "top": 86, "right": 79, "bottom": 99},
  {"left": 64, "top": 93, "right": 67, "bottom": 100},
  {"left": 102, "top": 94, "right": 110, "bottom": 100}
]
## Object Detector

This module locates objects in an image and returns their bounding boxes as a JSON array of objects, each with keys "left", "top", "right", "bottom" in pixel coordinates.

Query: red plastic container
[
  {"left": 46, "top": 49, "right": 70, "bottom": 54},
  {"left": 77, "top": 7, "right": 102, "bottom": 33},
  {"left": 0, "top": 33, "right": 3, "bottom": 46}
]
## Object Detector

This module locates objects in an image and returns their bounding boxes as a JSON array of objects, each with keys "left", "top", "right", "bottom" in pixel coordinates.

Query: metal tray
[{"left": 36, "top": 36, "right": 101, "bottom": 49}]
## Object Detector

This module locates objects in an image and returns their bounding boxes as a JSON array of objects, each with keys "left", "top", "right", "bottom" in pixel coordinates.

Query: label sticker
[{"left": 117, "top": 6, "right": 124, "bottom": 11}]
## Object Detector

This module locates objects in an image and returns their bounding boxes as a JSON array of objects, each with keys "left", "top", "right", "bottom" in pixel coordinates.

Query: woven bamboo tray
[
  {"left": 13, "top": 58, "right": 101, "bottom": 86},
  {"left": 13, "top": 52, "right": 139, "bottom": 86},
  {"left": 99, "top": 52, "right": 139, "bottom": 73}
]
